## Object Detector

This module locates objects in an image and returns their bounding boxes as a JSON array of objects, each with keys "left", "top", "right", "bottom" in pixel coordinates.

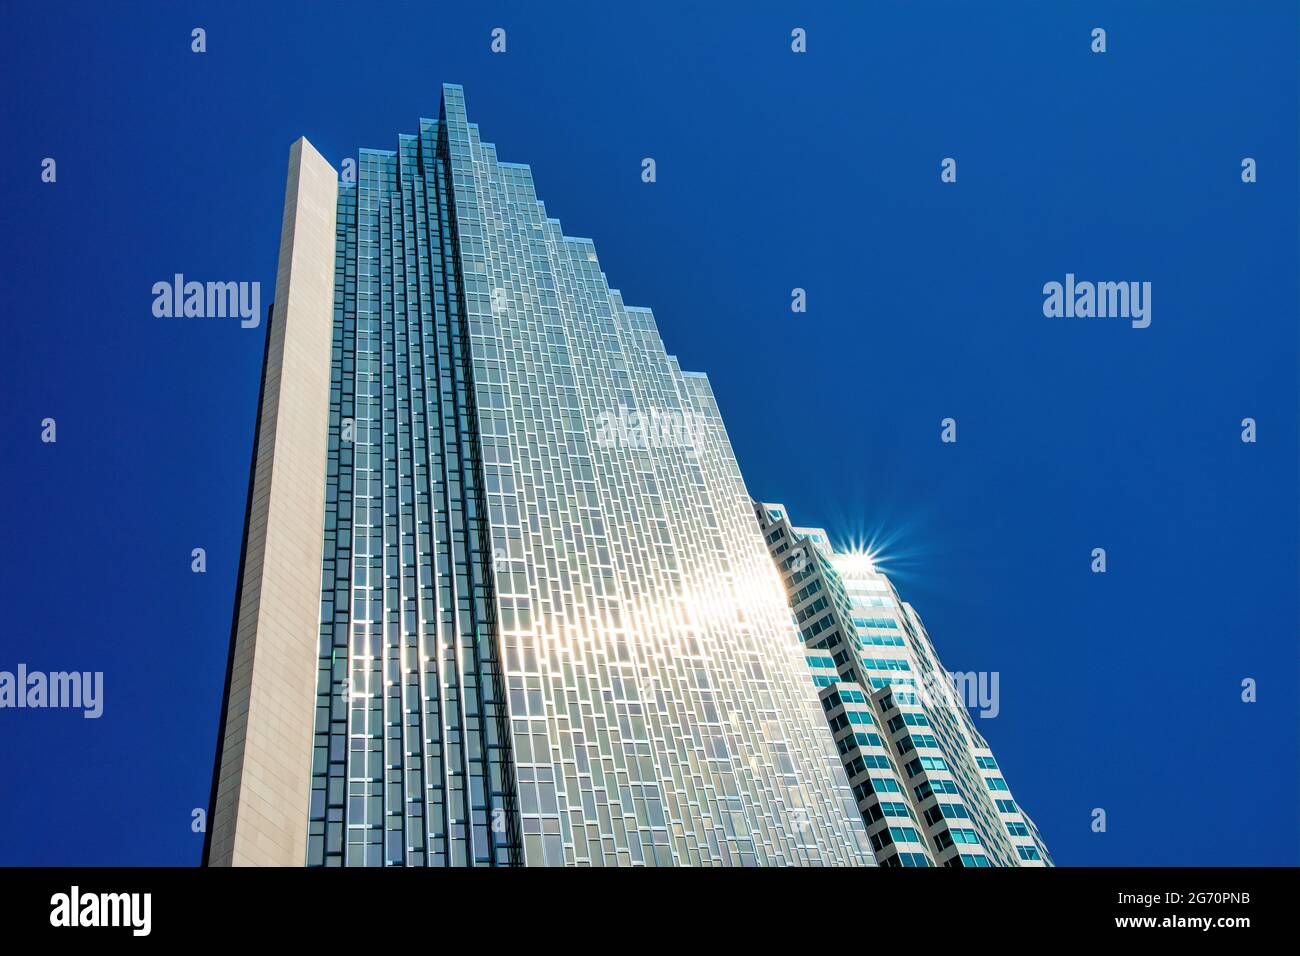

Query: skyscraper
[
  {"left": 753, "top": 502, "right": 1051, "bottom": 866},
  {"left": 204, "top": 85, "right": 871, "bottom": 867}
]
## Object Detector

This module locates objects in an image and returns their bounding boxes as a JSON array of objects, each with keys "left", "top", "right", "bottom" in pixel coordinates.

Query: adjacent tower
[
  {"left": 753, "top": 502, "right": 1051, "bottom": 867},
  {"left": 205, "top": 86, "right": 871, "bottom": 867}
]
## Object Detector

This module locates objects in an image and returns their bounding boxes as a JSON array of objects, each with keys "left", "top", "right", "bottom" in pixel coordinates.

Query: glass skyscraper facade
[
  {"left": 754, "top": 502, "right": 1052, "bottom": 867},
  {"left": 207, "top": 85, "right": 871, "bottom": 867}
]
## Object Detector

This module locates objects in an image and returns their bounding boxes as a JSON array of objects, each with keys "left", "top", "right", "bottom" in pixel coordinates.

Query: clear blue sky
[{"left": 1, "top": 1, "right": 1296, "bottom": 866}]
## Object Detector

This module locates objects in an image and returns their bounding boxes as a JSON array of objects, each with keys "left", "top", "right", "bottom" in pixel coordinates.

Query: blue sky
[{"left": 1, "top": 1, "right": 1296, "bottom": 866}]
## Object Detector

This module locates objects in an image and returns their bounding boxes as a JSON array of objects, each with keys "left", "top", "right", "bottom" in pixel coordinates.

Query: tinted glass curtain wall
[
  {"left": 207, "top": 86, "right": 871, "bottom": 868},
  {"left": 310, "top": 95, "right": 521, "bottom": 867}
]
